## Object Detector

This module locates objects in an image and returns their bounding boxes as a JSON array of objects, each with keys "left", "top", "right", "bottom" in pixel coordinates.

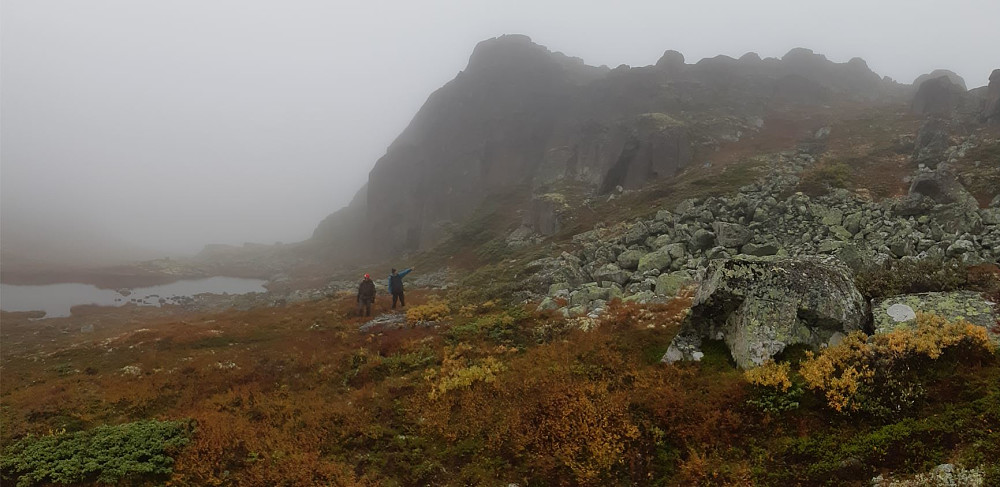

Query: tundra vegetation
[{"left": 2, "top": 262, "right": 998, "bottom": 486}]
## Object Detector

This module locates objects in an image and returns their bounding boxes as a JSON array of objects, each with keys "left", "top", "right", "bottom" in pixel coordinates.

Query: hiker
[
  {"left": 388, "top": 267, "right": 412, "bottom": 309},
  {"left": 357, "top": 273, "right": 376, "bottom": 317}
]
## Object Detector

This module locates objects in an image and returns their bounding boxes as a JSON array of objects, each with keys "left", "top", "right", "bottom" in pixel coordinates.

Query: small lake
[{"left": 0, "top": 276, "right": 268, "bottom": 318}]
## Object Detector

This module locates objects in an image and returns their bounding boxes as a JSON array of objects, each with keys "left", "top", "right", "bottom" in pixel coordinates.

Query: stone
[
  {"left": 537, "top": 297, "right": 560, "bottom": 311},
  {"left": 911, "top": 75, "right": 966, "bottom": 116},
  {"left": 713, "top": 222, "right": 751, "bottom": 248},
  {"left": 982, "top": 68, "right": 1000, "bottom": 125},
  {"left": 638, "top": 248, "right": 672, "bottom": 273},
  {"left": 873, "top": 291, "right": 999, "bottom": 342},
  {"left": 655, "top": 271, "right": 694, "bottom": 297},
  {"left": 548, "top": 282, "right": 571, "bottom": 295},
  {"left": 741, "top": 242, "right": 779, "bottom": 257},
  {"left": 843, "top": 212, "right": 863, "bottom": 235},
  {"left": 946, "top": 239, "right": 975, "bottom": 257},
  {"left": 886, "top": 303, "right": 917, "bottom": 323},
  {"left": 616, "top": 249, "right": 645, "bottom": 270},
  {"left": 623, "top": 221, "right": 651, "bottom": 246},
  {"left": 592, "top": 263, "right": 631, "bottom": 285},
  {"left": 814, "top": 206, "right": 844, "bottom": 226},
  {"left": 981, "top": 208, "right": 1000, "bottom": 226},
  {"left": 663, "top": 256, "right": 867, "bottom": 369},
  {"left": 664, "top": 242, "right": 687, "bottom": 260}
]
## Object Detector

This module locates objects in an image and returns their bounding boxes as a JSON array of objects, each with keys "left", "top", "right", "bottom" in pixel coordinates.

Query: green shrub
[
  {"left": 856, "top": 258, "right": 968, "bottom": 300},
  {"left": 1, "top": 420, "right": 190, "bottom": 486}
]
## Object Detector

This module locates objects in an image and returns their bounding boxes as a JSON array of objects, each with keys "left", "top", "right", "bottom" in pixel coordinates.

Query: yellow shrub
[
  {"left": 744, "top": 361, "right": 792, "bottom": 392},
  {"left": 406, "top": 302, "right": 451, "bottom": 323},
  {"left": 424, "top": 344, "right": 505, "bottom": 399},
  {"left": 799, "top": 313, "right": 995, "bottom": 413}
]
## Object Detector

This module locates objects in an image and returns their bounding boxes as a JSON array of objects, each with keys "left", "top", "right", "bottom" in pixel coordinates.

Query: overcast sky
[{"left": 3, "top": 0, "right": 998, "bottom": 256}]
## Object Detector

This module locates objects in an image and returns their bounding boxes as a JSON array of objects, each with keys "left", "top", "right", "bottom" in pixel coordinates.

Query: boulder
[
  {"left": 690, "top": 229, "right": 716, "bottom": 251},
  {"left": 592, "top": 263, "right": 631, "bottom": 286},
  {"left": 907, "top": 169, "right": 978, "bottom": 208},
  {"left": 638, "top": 248, "right": 672, "bottom": 272},
  {"left": 982, "top": 68, "right": 1000, "bottom": 125},
  {"left": 873, "top": 291, "right": 999, "bottom": 342},
  {"left": 616, "top": 249, "right": 645, "bottom": 270},
  {"left": 741, "top": 242, "right": 780, "bottom": 257},
  {"left": 663, "top": 256, "right": 867, "bottom": 369},
  {"left": 655, "top": 271, "right": 694, "bottom": 297},
  {"left": 713, "top": 222, "right": 751, "bottom": 248},
  {"left": 911, "top": 75, "right": 966, "bottom": 116}
]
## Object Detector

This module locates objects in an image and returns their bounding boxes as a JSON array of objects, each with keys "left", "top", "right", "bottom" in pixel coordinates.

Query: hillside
[{"left": 3, "top": 36, "right": 1000, "bottom": 486}]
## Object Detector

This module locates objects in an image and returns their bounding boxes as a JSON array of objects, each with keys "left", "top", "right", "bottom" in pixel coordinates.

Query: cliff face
[{"left": 314, "top": 35, "right": 905, "bottom": 257}]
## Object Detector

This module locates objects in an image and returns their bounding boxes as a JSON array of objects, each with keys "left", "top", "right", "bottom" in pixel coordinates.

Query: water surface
[{"left": 0, "top": 276, "right": 268, "bottom": 318}]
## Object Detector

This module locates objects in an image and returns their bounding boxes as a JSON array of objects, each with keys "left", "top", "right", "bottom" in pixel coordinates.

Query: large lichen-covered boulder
[
  {"left": 873, "top": 291, "right": 999, "bottom": 343},
  {"left": 663, "top": 256, "right": 867, "bottom": 369}
]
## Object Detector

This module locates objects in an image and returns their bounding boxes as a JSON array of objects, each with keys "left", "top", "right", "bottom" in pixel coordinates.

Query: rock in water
[{"left": 663, "top": 256, "right": 867, "bottom": 369}]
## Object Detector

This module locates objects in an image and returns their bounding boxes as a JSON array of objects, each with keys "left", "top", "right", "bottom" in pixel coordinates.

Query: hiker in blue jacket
[{"left": 388, "top": 267, "right": 412, "bottom": 309}]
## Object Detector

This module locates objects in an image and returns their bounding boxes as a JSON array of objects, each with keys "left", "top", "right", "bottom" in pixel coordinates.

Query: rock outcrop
[
  {"left": 983, "top": 69, "right": 1000, "bottom": 125},
  {"left": 312, "top": 37, "right": 905, "bottom": 257},
  {"left": 911, "top": 75, "right": 967, "bottom": 116},
  {"left": 663, "top": 256, "right": 867, "bottom": 369}
]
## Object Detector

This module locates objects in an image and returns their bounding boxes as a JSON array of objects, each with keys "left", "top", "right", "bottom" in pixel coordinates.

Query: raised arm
[{"left": 398, "top": 268, "right": 412, "bottom": 278}]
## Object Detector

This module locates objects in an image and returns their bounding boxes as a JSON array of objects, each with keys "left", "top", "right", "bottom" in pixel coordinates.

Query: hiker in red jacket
[{"left": 357, "top": 274, "right": 376, "bottom": 317}]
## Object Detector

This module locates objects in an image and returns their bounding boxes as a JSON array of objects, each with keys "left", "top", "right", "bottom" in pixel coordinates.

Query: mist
[{"left": 3, "top": 0, "right": 998, "bottom": 260}]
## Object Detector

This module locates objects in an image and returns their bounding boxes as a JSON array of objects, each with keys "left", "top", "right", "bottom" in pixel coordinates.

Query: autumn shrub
[
  {"left": 406, "top": 301, "right": 451, "bottom": 323},
  {"left": 744, "top": 361, "right": 802, "bottom": 413},
  {"left": 423, "top": 344, "right": 506, "bottom": 400},
  {"left": 799, "top": 313, "right": 996, "bottom": 416},
  {"left": 0, "top": 420, "right": 190, "bottom": 487},
  {"left": 855, "top": 258, "right": 968, "bottom": 300}
]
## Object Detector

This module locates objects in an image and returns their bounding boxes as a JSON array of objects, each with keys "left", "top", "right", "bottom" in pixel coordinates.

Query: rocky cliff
[{"left": 312, "top": 35, "right": 909, "bottom": 258}]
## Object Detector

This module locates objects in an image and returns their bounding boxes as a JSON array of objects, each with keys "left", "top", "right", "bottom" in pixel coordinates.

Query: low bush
[
  {"left": 744, "top": 361, "right": 802, "bottom": 413},
  {"left": 1, "top": 420, "right": 190, "bottom": 487},
  {"left": 406, "top": 301, "right": 451, "bottom": 323},
  {"left": 855, "top": 258, "right": 969, "bottom": 300},
  {"left": 799, "top": 313, "right": 995, "bottom": 416}
]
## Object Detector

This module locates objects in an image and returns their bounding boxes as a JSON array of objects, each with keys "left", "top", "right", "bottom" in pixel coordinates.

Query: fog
[{"left": 2, "top": 0, "right": 998, "bottom": 260}]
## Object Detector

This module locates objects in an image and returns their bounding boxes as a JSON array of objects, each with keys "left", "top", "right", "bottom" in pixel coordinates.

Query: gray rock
[
  {"left": 946, "top": 239, "right": 975, "bottom": 257},
  {"left": 690, "top": 229, "right": 716, "bottom": 251},
  {"left": 713, "top": 222, "right": 751, "bottom": 248},
  {"left": 638, "top": 248, "right": 672, "bottom": 273},
  {"left": 843, "top": 212, "right": 863, "bottom": 235},
  {"left": 616, "top": 249, "right": 645, "bottom": 270},
  {"left": 537, "top": 297, "right": 560, "bottom": 311},
  {"left": 664, "top": 256, "right": 867, "bottom": 369},
  {"left": 592, "top": 263, "right": 631, "bottom": 285},
  {"left": 655, "top": 271, "right": 694, "bottom": 297},
  {"left": 623, "top": 222, "right": 651, "bottom": 246},
  {"left": 664, "top": 242, "right": 687, "bottom": 260},
  {"left": 741, "top": 242, "right": 780, "bottom": 256}
]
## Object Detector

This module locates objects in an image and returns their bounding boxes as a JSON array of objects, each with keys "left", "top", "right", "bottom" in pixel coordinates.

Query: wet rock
[{"left": 664, "top": 256, "right": 867, "bottom": 369}]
